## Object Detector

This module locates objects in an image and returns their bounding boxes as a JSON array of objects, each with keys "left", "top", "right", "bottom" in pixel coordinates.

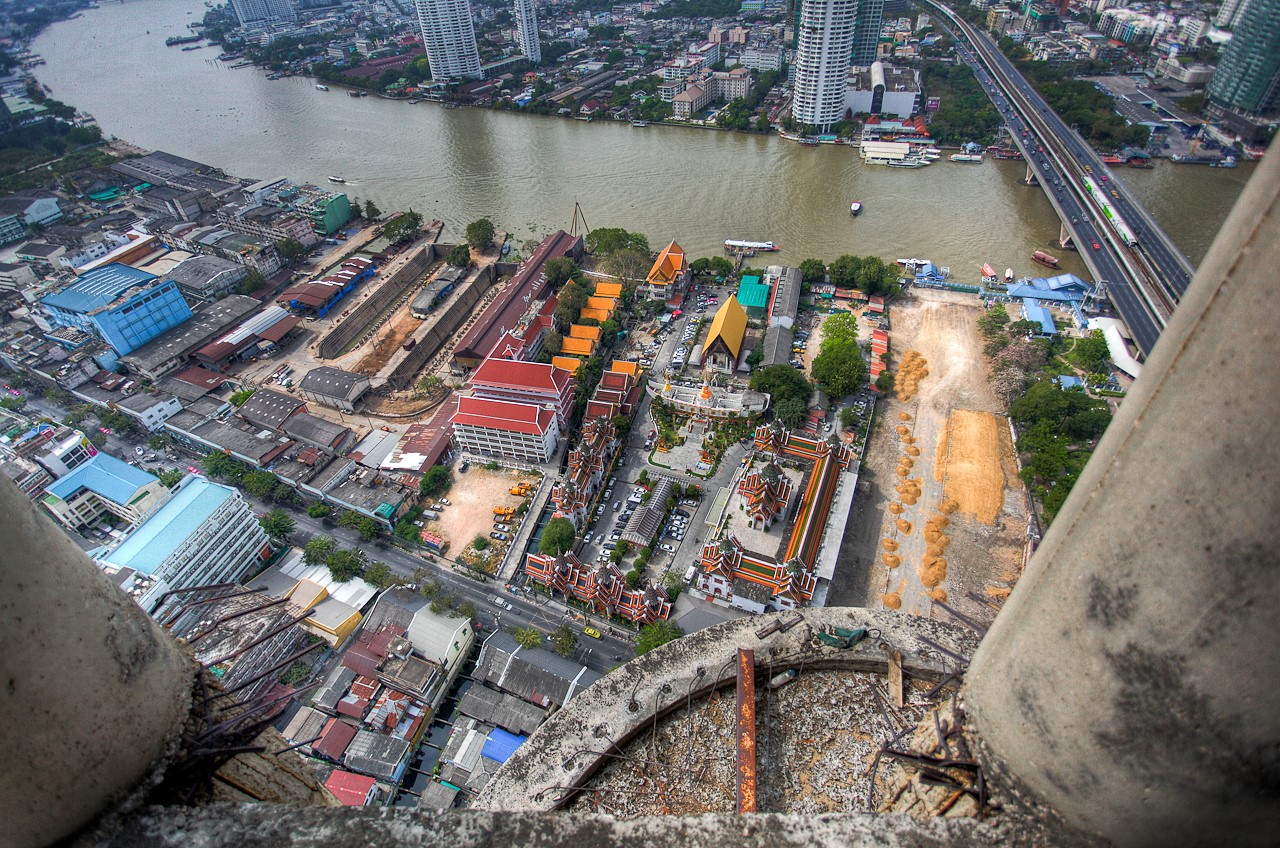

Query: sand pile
[
  {"left": 940, "top": 410, "right": 1007, "bottom": 524},
  {"left": 939, "top": 498, "right": 960, "bottom": 515},
  {"left": 901, "top": 434, "right": 916, "bottom": 445},
  {"left": 882, "top": 554, "right": 901, "bottom": 568},
  {"left": 899, "top": 456, "right": 914, "bottom": 469},
  {"left": 899, "top": 412, "right": 912, "bottom": 421},
  {"left": 894, "top": 351, "right": 929, "bottom": 402},
  {"left": 896, "top": 425, "right": 910, "bottom": 436},
  {"left": 919, "top": 557, "right": 948, "bottom": 588},
  {"left": 883, "top": 593, "right": 902, "bottom": 609},
  {"left": 882, "top": 539, "right": 899, "bottom": 552},
  {"left": 896, "top": 519, "right": 913, "bottom": 534},
  {"left": 888, "top": 503, "right": 904, "bottom": 515},
  {"left": 895, "top": 466, "right": 909, "bottom": 477},
  {"left": 906, "top": 446, "right": 920, "bottom": 457},
  {"left": 930, "top": 588, "right": 948, "bottom": 602}
]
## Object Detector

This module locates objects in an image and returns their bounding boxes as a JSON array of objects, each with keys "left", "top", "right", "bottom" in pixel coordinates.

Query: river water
[{"left": 32, "top": 0, "right": 1253, "bottom": 276}]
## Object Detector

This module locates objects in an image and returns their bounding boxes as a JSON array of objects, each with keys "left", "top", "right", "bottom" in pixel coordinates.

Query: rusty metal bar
[{"left": 735, "top": 648, "right": 757, "bottom": 814}]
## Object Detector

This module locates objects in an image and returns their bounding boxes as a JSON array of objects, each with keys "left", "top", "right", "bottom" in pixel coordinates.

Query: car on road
[
  {"left": 489, "top": 595, "right": 513, "bottom": 611},
  {"left": 1099, "top": 175, "right": 1108, "bottom": 181},
  {"left": 186, "top": 466, "right": 202, "bottom": 475},
  {"left": 583, "top": 533, "right": 593, "bottom": 545},
  {"left": 98, "top": 427, "right": 113, "bottom": 434},
  {"left": 1092, "top": 242, "right": 1101, "bottom": 250},
  {"left": 583, "top": 627, "right": 602, "bottom": 639}
]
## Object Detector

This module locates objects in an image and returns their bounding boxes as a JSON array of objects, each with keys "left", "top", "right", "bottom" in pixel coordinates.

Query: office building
[
  {"left": 97, "top": 476, "right": 271, "bottom": 613},
  {"left": 10, "top": 423, "right": 97, "bottom": 478},
  {"left": 852, "top": 0, "right": 884, "bottom": 66},
  {"left": 415, "top": 0, "right": 483, "bottom": 80},
  {"left": 41, "top": 263, "right": 193, "bottom": 356},
  {"left": 229, "top": 0, "right": 297, "bottom": 26},
  {"left": 793, "top": 0, "right": 859, "bottom": 130},
  {"left": 1207, "top": 0, "right": 1280, "bottom": 119},
  {"left": 1216, "top": 0, "right": 1251, "bottom": 29},
  {"left": 41, "top": 453, "right": 170, "bottom": 533},
  {"left": 513, "top": 0, "right": 541, "bottom": 63},
  {"left": 451, "top": 396, "right": 561, "bottom": 463}
]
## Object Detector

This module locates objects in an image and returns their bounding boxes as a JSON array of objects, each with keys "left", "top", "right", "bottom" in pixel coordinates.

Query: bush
[{"left": 473, "top": 535, "right": 490, "bottom": 552}]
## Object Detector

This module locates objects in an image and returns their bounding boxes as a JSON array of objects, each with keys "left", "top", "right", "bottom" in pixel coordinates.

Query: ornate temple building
[{"left": 524, "top": 552, "right": 673, "bottom": 624}]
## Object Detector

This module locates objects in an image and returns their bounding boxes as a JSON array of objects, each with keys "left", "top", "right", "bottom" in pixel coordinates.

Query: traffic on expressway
[{"left": 925, "top": 0, "right": 1194, "bottom": 356}]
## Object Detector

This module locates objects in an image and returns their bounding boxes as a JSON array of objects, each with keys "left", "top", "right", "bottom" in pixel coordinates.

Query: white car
[
  {"left": 660, "top": 544, "right": 676, "bottom": 552},
  {"left": 438, "top": 497, "right": 451, "bottom": 505}
]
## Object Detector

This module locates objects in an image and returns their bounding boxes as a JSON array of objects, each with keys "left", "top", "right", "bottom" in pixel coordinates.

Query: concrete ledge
[
  {"left": 475, "top": 607, "right": 981, "bottom": 812},
  {"left": 88, "top": 806, "right": 1004, "bottom": 848}
]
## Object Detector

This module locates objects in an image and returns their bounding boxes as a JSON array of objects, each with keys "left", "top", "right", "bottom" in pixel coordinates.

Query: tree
[
  {"left": 550, "top": 625, "right": 578, "bottom": 657},
  {"left": 543, "top": 330, "right": 563, "bottom": 356},
  {"left": 875, "top": 370, "right": 895, "bottom": 393},
  {"left": 465, "top": 217, "right": 495, "bottom": 250},
  {"left": 774, "top": 396, "right": 807, "bottom": 429},
  {"left": 419, "top": 465, "right": 452, "bottom": 497},
  {"left": 811, "top": 338, "right": 867, "bottom": 399},
  {"left": 544, "top": 257, "right": 577, "bottom": 289},
  {"left": 236, "top": 270, "right": 266, "bottom": 296},
  {"left": 364, "top": 561, "right": 394, "bottom": 588},
  {"left": 750, "top": 364, "right": 812, "bottom": 415},
  {"left": 383, "top": 210, "right": 424, "bottom": 244},
  {"left": 473, "top": 535, "right": 490, "bottom": 551},
  {"left": 555, "top": 279, "right": 591, "bottom": 325},
  {"left": 242, "top": 470, "right": 278, "bottom": 498},
  {"left": 540, "top": 517, "right": 576, "bottom": 556},
  {"left": 307, "top": 502, "right": 333, "bottom": 519},
  {"left": 636, "top": 620, "right": 683, "bottom": 655},
  {"left": 661, "top": 570, "right": 684, "bottom": 601},
  {"left": 157, "top": 469, "right": 184, "bottom": 488},
  {"left": 585, "top": 227, "right": 649, "bottom": 256},
  {"left": 259, "top": 508, "right": 296, "bottom": 541},
  {"left": 458, "top": 600, "right": 476, "bottom": 620},
  {"left": 839, "top": 406, "right": 858, "bottom": 431},
  {"left": 707, "top": 256, "right": 734, "bottom": 278},
  {"left": 364, "top": 199, "right": 381, "bottom": 220},
  {"left": 513, "top": 626, "right": 543, "bottom": 648},
  {"left": 1070, "top": 329, "right": 1111, "bottom": 373},
  {"left": 446, "top": 244, "right": 471, "bottom": 267},
  {"left": 230, "top": 389, "right": 255, "bottom": 407},
  {"left": 147, "top": 434, "right": 172, "bottom": 450},
  {"left": 601, "top": 247, "right": 650, "bottom": 282},
  {"left": 201, "top": 451, "right": 238, "bottom": 479},
  {"left": 429, "top": 594, "right": 456, "bottom": 615},
  {"left": 303, "top": 536, "right": 336, "bottom": 566},
  {"left": 822, "top": 312, "right": 859, "bottom": 346},
  {"left": 326, "top": 548, "right": 366, "bottom": 582},
  {"left": 799, "top": 258, "right": 826, "bottom": 283},
  {"left": 0, "top": 396, "right": 24, "bottom": 411},
  {"left": 276, "top": 237, "right": 307, "bottom": 265}
]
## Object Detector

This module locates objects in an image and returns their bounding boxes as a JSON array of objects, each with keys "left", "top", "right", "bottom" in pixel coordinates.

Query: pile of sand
[
  {"left": 899, "top": 412, "right": 912, "bottom": 421},
  {"left": 888, "top": 503, "right": 905, "bottom": 515},
  {"left": 930, "top": 588, "right": 948, "bottom": 602},
  {"left": 897, "top": 478, "right": 922, "bottom": 506},
  {"left": 906, "top": 446, "right": 920, "bottom": 457},
  {"left": 896, "top": 519, "right": 913, "bottom": 534},
  {"left": 882, "top": 539, "right": 899, "bottom": 552},
  {"left": 919, "top": 557, "right": 948, "bottom": 588},
  {"left": 896, "top": 425, "right": 910, "bottom": 436},
  {"left": 899, "top": 456, "right": 914, "bottom": 469},
  {"left": 894, "top": 351, "right": 929, "bottom": 402},
  {"left": 895, "top": 466, "right": 909, "bottom": 478},
  {"left": 939, "top": 498, "right": 960, "bottom": 515},
  {"left": 883, "top": 593, "right": 902, "bottom": 609},
  {"left": 940, "top": 410, "right": 1007, "bottom": 525},
  {"left": 882, "top": 553, "right": 901, "bottom": 568}
]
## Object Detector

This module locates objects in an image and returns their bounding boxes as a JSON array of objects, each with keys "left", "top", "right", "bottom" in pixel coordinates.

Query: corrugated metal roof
[
  {"left": 42, "top": 263, "right": 158, "bottom": 313},
  {"left": 99, "top": 478, "right": 234, "bottom": 575},
  {"left": 45, "top": 452, "right": 157, "bottom": 504},
  {"left": 481, "top": 727, "right": 526, "bottom": 764}
]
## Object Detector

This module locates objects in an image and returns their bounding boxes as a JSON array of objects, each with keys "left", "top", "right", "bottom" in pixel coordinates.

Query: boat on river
[
  {"left": 328, "top": 176, "right": 346, "bottom": 184},
  {"left": 315, "top": 84, "right": 329, "bottom": 91},
  {"left": 725, "top": 239, "right": 779, "bottom": 252},
  {"left": 850, "top": 201, "right": 862, "bottom": 215},
  {"left": 1032, "top": 250, "right": 1060, "bottom": 268}
]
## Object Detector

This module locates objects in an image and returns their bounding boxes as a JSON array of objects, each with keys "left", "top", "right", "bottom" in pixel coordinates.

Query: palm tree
[{"left": 259, "top": 508, "right": 296, "bottom": 543}]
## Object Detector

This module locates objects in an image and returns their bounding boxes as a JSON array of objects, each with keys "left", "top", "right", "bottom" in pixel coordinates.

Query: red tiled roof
[
  {"left": 324, "top": 770, "right": 377, "bottom": 806},
  {"left": 452, "top": 396, "right": 554, "bottom": 436},
  {"left": 471, "top": 358, "right": 569, "bottom": 393}
]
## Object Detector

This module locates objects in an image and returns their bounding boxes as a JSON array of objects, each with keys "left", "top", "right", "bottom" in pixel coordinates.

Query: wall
[{"left": 315, "top": 244, "right": 437, "bottom": 360}]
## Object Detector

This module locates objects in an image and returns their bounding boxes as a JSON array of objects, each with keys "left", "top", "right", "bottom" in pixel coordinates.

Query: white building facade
[
  {"left": 513, "top": 0, "right": 541, "bottom": 63},
  {"left": 793, "top": 0, "right": 859, "bottom": 130},
  {"left": 416, "top": 0, "right": 483, "bottom": 80}
]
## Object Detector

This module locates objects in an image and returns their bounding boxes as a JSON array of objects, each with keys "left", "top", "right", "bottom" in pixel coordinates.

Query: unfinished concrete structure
[{"left": 4, "top": 151, "right": 1280, "bottom": 848}]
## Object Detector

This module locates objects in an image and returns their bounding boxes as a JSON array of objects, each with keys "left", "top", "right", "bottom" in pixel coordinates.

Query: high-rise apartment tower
[
  {"left": 792, "top": 0, "right": 858, "bottom": 131},
  {"left": 513, "top": 0, "right": 541, "bottom": 64},
  {"left": 1207, "top": 0, "right": 1280, "bottom": 116},
  {"left": 415, "top": 0, "right": 483, "bottom": 81},
  {"left": 851, "top": 0, "right": 884, "bottom": 66},
  {"left": 229, "top": 0, "right": 297, "bottom": 26}
]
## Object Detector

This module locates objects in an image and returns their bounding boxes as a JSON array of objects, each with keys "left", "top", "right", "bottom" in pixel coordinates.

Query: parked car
[
  {"left": 674, "top": 509, "right": 690, "bottom": 518},
  {"left": 438, "top": 498, "right": 451, "bottom": 505},
  {"left": 458, "top": 461, "right": 470, "bottom": 473},
  {"left": 429, "top": 504, "right": 443, "bottom": 511},
  {"left": 613, "top": 501, "right": 621, "bottom": 510},
  {"left": 660, "top": 544, "right": 675, "bottom": 552},
  {"left": 490, "top": 531, "right": 509, "bottom": 541},
  {"left": 494, "top": 523, "right": 512, "bottom": 532}
]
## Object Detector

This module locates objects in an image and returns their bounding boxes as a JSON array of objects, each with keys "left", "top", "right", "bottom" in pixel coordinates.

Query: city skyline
[
  {"left": 513, "top": 0, "right": 542, "bottom": 65},
  {"left": 792, "top": 0, "right": 859, "bottom": 130}
]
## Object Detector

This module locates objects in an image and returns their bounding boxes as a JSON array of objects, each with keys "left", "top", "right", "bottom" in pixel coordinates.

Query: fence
[{"left": 315, "top": 243, "right": 440, "bottom": 359}]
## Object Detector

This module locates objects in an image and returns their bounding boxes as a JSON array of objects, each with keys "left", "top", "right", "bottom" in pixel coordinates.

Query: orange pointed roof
[{"left": 646, "top": 240, "right": 687, "bottom": 286}]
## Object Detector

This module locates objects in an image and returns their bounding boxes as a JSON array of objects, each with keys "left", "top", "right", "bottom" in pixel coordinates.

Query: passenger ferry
[{"left": 315, "top": 84, "right": 329, "bottom": 91}]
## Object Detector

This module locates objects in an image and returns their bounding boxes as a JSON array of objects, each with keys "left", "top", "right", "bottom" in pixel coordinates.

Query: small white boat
[
  {"left": 850, "top": 201, "right": 862, "bottom": 215},
  {"left": 315, "top": 84, "right": 329, "bottom": 91},
  {"left": 328, "top": 175, "right": 345, "bottom": 183}
]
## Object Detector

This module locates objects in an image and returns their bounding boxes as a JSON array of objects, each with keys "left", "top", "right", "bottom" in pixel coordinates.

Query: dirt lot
[
  {"left": 435, "top": 466, "right": 538, "bottom": 562},
  {"left": 828, "top": 289, "right": 1029, "bottom": 626}
]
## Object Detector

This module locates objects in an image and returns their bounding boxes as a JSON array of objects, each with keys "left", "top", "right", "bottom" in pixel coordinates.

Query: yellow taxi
[{"left": 583, "top": 627, "right": 603, "bottom": 639}]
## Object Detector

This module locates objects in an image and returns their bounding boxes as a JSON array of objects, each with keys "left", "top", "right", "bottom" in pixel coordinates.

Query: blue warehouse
[{"left": 42, "top": 263, "right": 193, "bottom": 356}]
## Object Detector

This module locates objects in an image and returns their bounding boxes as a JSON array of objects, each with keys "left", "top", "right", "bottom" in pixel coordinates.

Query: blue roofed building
[
  {"left": 481, "top": 727, "right": 527, "bottom": 766},
  {"left": 1020, "top": 298, "right": 1058, "bottom": 337},
  {"left": 1007, "top": 273, "right": 1092, "bottom": 304},
  {"left": 736, "top": 275, "right": 771, "bottom": 319},
  {"left": 40, "top": 453, "right": 171, "bottom": 532},
  {"left": 97, "top": 475, "right": 270, "bottom": 613},
  {"left": 41, "top": 263, "right": 194, "bottom": 355}
]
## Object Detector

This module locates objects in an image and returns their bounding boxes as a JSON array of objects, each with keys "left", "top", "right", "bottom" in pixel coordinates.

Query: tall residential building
[
  {"left": 98, "top": 476, "right": 271, "bottom": 613},
  {"left": 793, "top": 0, "right": 859, "bottom": 130},
  {"left": 513, "top": 0, "right": 541, "bottom": 64},
  {"left": 1216, "top": 0, "right": 1250, "bottom": 29},
  {"left": 415, "top": 0, "right": 483, "bottom": 81},
  {"left": 1207, "top": 0, "right": 1280, "bottom": 117},
  {"left": 852, "top": 0, "right": 884, "bottom": 66},
  {"left": 229, "top": 0, "right": 297, "bottom": 26}
]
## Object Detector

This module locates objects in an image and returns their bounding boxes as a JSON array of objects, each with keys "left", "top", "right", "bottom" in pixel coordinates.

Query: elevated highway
[{"left": 923, "top": 0, "right": 1197, "bottom": 355}]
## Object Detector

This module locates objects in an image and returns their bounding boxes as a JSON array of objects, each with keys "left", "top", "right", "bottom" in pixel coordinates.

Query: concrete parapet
[
  {"left": 0, "top": 477, "right": 196, "bottom": 846},
  {"left": 475, "top": 608, "right": 981, "bottom": 812},
  {"left": 316, "top": 244, "right": 437, "bottom": 359}
]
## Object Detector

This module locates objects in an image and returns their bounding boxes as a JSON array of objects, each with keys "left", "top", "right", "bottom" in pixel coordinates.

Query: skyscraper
[
  {"left": 1215, "top": 0, "right": 1250, "bottom": 29},
  {"left": 851, "top": 0, "right": 884, "bottom": 67},
  {"left": 415, "top": 0, "right": 483, "bottom": 81},
  {"left": 228, "top": 0, "right": 297, "bottom": 26},
  {"left": 1207, "top": 0, "right": 1280, "bottom": 116},
  {"left": 513, "top": 0, "right": 542, "bottom": 64},
  {"left": 792, "top": 0, "right": 858, "bottom": 131}
]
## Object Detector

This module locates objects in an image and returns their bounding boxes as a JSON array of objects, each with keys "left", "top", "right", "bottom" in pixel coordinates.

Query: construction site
[{"left": 828, "top": 289, "right": 1030, "bottom": 625}]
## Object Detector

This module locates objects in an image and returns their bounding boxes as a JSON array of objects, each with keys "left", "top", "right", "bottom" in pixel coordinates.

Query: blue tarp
[{"left": 481, "top": 728, "right": 527, "bottom": 764}]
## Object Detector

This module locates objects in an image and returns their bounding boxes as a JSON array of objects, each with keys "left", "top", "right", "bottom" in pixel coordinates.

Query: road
[{"left": 925, "top": 0, "right": 1195, "bottom": 355}]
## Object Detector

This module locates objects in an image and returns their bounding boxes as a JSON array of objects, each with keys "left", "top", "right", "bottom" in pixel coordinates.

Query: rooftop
[
  {"left": 41, "top": 263, "right": 159, "bottom": 314},
  {"left": 452, "top": 396, "right": 555, "bottom": 436},
  {"left": 470, "top": 358, "right": 570, "bottom": 394},
  {"left": 298, "top": 366, "right": 370, "bottom": 400},
  {"left": 99, "top": 478, "right": 235, "bottom": 575},
  {"left": 238, "top": 388, "right": 306, "bottom": 431},
  {"left": 44, "top": 452, "right": 158, "bottom": 505}
]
